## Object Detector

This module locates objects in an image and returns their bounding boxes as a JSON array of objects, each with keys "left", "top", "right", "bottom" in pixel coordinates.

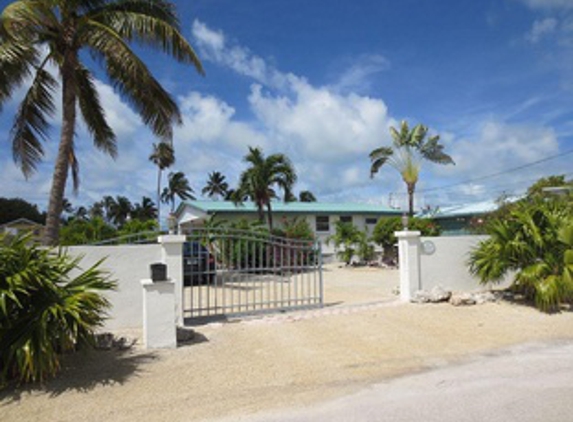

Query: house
[
  {"left": 174, "top": 200, "right": 402, "bottom": 257},
  {"left": 0, "top": 218, "right": 45, "bottom": 242},
  {"left": 426, "top": 201, "right": 500, "bottom": 236}
]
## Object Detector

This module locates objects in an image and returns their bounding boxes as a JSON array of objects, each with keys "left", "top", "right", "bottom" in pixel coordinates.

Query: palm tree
[
  {"left": 369, "top": 121, "right": 454, "bottom": 216},
  {"left": 108, "top": 195, "right": 132, "bottom": 227},
  {"left": 132, "top": 196, "right": 157, "bottom": 221},
  {"left": 0, "top": 0, "right": 203, "bottom": 245},
  {"left": 233, "top": 147, "right": 297, "bottom": 229},
  {"left": 149, "top": 142, "right": 175, "bottom": 225},
  {"left": 299, "top": 190, "right": 317, "bottom": 202},
  {"left": 161, "top": 171, "right": 195, "bottom": 212},
  {"left": 202, "top": 171, "right": 229, "bottom": 200}
]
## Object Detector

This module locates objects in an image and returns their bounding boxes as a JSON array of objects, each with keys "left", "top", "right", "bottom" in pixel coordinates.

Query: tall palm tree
[
  {"left": 233, "top": 146, "right": 297, "bottom": 230},
  {"left": 0, "top": 0, "right": 203, "bottom": 245},
  {"left": 108, "top": 195, "right": 132, "bottom": 227},
  {"left": 161, "top": 171, "right": 195, "bottom": 212},
  {"left": 202, "top": 171, "right": 229, "bottom": 200},
  {"left": 299, "top": 190, "right": 317, "bottom": 202},
  {"left": 149, "top": 142, "right": 175, "bottom": 225},
  {"left": 369, "top": 121, "right": 454, "bottom": 216}
]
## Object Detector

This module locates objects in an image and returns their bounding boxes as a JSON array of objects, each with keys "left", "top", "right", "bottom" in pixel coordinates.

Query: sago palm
[
  {"left": 149, "top": 141, "right": 175, "bottom": 225},
  {"left": 161, "top": 171, "right": 195, "bottom": 212},
  {"left": 0, "top": 0, "right": 203, "bottom": 245},
  {"left": 369, "top": 121, "right": 454, "bottom": 216},
  {"left": 233, "top": 147, "right": 297, "bottom": 230}
]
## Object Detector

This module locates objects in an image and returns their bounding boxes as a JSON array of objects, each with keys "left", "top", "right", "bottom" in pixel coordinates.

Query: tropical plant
[
  {"left": 0, "top": 234, "right": 116, "bottom": 384},
  {"left": 202, "top": 171, "right": 229, "bottom": 200},
  {"left": 371, "top": 216, "right": 441, "bottom": 261},
  {"left": 299, "top": 190, "right": 317, "bottom": 202},
  {"left": 468, "top": 199, "right": 573, "bottom": 312},
  {"left": 327, "top": 221, "right": 368, "bottom": 265},
  {"left": 161, "top": 171, "right": 195, "bottom": 212},
  {"left": 0, "top": 0, "right": 203, "bottom": 246},
  {"left": 107, "top": 195, "right": 133, "bottom": 227},
  {"left": 233, "top": 147, "right": 297, "bottom": 229},
  {"left": 132, "top": 196, "right": 158, "bottom": 222},
  {"left": 369, "top": 121, "right": 454, "bottom": 216},
  {"left": 149, "top": 142, "right": 175, "bottom": 225},
  {"left": 273, "top": 217, "right": 315, "bottom": 241},
  {"left": 59, "top": 216, "right": 117, "bottom": 245}
]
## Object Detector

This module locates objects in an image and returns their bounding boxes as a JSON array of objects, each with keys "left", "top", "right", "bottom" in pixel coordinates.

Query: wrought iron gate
[{"left": 182, "top": 228, "right": 323, "bottom": 321}]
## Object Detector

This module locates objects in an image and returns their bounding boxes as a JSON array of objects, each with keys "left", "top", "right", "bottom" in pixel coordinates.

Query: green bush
[
  {"left": 0, "top": 234, "right": 116, "bottom": 385},
  {"left": 327, "top": 221, "right": 372, "bottom": 265},
  {"left": 371, "top": 217, "right": 441, "bottom": 259},
  {"left": 468, "top": 199, "right": 573, "bottom": 312}
]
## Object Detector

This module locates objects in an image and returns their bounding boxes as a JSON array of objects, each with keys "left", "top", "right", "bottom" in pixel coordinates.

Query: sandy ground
[{"left": 2, "top": 265, "right": 573, "bottom": 422}]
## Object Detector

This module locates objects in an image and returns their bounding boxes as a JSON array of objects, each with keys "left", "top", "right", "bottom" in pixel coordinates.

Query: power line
[{"left": 417, "top": 148, "right": 573, "bottom": 194}]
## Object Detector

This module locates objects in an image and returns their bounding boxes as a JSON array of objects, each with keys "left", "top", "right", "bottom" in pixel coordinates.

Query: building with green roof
[{"left": 174, "top": 200, "right": 402, "bottom": 257}]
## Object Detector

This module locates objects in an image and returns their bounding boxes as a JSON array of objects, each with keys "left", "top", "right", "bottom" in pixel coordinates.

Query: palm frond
[
  {"left": 75, "top": 63, "right": 117, "bottom": 158},
  {"left": 88, "top": 0, "right": 204, "bottom": 74},
  {"left": 0, "top": 40, "right": 39, "bottom": 109},
  {"left": 10, "top": 67, "right": 57, "bottom": 178},
  {"left": 83, "top": 23, "right": 181, "bottom": 140},
  {"left": 419, "top": 135, "right": 455, "bottom": 165}
]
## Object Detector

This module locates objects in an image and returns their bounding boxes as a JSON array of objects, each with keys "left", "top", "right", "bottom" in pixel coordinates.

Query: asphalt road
[{"left": 231, "top": 341, "right": 573, "bottom": 422}]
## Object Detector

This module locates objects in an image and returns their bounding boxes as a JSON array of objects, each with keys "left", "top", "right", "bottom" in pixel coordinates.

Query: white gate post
[
  {"left": 141, "top": 279, "right": 177, "bottom": 349},
  {"left": 159, "top": 234, "right": 186, "bottom": 325},
  {"left": 396, "top": 231, "right": 421, "bottom": 302}
]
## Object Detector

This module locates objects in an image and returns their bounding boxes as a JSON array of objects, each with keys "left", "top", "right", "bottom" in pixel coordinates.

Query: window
[
  {"left": 315, "top": 216, "right": 330, "bottom": 232},
  {"left": 365, "top": 218, "right": 378, "bottom": 225},
  {"left": 339, "top": 216, "right": 352, "bottom": 224}
]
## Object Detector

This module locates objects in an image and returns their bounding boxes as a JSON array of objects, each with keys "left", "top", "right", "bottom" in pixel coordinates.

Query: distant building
[
  {"left": 0, "top": 218, "right": 45, "bottom": 242},
  {"left": 425, "top": 201, "right": 501, "bottom": 236},
  {"left": 174, "top": 200, "right": 402, "bottom": 256}
]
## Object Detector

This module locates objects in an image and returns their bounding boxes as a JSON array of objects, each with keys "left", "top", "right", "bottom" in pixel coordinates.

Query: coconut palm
[
  {"left": 369, "top": 121, "right": 454, "bottom": 216},
  {"left": 202, "top": 171, "right": 229, "bottom": 200},
  {"left": 132, "top": 196, "right": 157, "bottom": 221},
  {"left": 149, "top": 142, "right": 175, "bottom": 225},
  {"left": 0, "top": 0, "right": 203, "bottom": 245},
  {"left": 233, "top": 147, "right": 297, "bottom": 230},
  {"left": 161, "top": 171, "right": 195, "bottom": 212},
  {"left": 299, "top": 190, "right": 317, "bottom": 202}
]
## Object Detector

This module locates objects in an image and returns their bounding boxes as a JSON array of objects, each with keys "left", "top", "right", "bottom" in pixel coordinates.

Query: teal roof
[{"left": 179, "top": 200, "right": 400, "bottom": 216}]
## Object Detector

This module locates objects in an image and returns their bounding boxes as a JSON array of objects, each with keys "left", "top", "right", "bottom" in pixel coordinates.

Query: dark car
[{"left": 183, "top": 241, "right": 216, "bottom": 286}]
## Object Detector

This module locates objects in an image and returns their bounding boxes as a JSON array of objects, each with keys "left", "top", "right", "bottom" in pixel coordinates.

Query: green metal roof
[{"left": 178, "top": 200, "right": 400, "bottom": 216}]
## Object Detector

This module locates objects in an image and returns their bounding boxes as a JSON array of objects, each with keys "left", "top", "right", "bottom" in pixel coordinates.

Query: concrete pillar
[
  {"left": 141, "top": 279, "right": 176, "bottom": 349},
  {"left": 396, "top": 231, "right": 421, "bottom": 302},
  {"left": 159, "top": 235, "right": 186, "bottom": 325}
]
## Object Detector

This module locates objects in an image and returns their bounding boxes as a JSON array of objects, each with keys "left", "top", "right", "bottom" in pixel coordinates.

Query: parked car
[{"left": 183, "top": 241, "right": 216, "bottom": 286}]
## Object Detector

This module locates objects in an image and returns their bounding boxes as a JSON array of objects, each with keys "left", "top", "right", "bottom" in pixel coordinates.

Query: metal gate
[{"left": 182, "top": 227, "right": 323, "bottom": 321}]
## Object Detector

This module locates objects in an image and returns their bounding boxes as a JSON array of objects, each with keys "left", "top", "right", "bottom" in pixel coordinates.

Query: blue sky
[{"left": 1, "top": 0, "right": 572, "bottom": 217}]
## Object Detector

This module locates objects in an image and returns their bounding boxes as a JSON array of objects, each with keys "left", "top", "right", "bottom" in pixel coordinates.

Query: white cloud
[
  {"left": 517, "top": 0, "right": 573, "bottom": 10},
  {"left": 331, "top": 54, "right": 390, "bottom": 93},
  {"left": 526, "top": 17, "right": 558, "bottom": 43}
]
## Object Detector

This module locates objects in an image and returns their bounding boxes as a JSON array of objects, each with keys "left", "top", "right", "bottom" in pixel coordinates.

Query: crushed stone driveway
[{"left": 226, "top": 341, "right": 573, "bottom": 422}]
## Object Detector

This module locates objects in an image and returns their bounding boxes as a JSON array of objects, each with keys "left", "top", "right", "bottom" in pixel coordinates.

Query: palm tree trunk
[
  {"left": 407, "top": 182, "right": 416, "bottom": 217},
  {"left": 267, "top": 202, "right": 273, "bottom": 230},
  {"left": 256, "top": 201, "right": 265, "bottom": 223},
  {"left": 157, "top": 168, "right": 162, "bottom": 228},
  {"left": 44, "top": 60, "right": 77, "bottom": 246}
]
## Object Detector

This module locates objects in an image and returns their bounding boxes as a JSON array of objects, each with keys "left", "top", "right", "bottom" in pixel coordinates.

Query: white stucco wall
[
  {"left": 66, "top": 244, "right": 163, "bottom": 331},
  {"left": 419, "top": 235, "right": 512, "bottom": 292}
]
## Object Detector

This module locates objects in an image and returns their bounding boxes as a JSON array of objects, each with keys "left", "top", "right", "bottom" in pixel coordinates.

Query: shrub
[
  {"left": 0, "top": 234, "right": 116, "bottom": 385},
  {"left": 372, "top": 217, "right": 441, "bottom": 259},
  {"left": 327, "top": 221, "right": 371, "bottom": 265},
  {"left": 468, "top": 199, "right": 573, "bottom": 312}
]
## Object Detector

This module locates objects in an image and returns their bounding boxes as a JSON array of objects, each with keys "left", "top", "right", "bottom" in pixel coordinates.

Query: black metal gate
[{"left": 182, "top": 228, "right": 323, "bottom": 321}]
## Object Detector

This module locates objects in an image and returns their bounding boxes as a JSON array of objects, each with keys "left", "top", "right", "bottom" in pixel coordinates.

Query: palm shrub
[
  {"left": 0, "top": 234, "right": 116, "bottom": 385},
  {"left": 468, "top": 199, "right": 573, "bottom": 312},
  {"left": 328, "top": 221, "right": 370, "bottom": 265}
]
